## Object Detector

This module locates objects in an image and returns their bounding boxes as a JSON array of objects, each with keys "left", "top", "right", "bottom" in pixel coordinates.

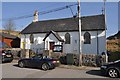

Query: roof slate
[{"left": 21, "top": 14, "right": 105, "bottom": 34}]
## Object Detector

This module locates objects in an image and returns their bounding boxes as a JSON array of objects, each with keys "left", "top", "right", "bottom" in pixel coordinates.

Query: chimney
[{"left": 33, "top": 10, "right": 39, "bottom": 22}]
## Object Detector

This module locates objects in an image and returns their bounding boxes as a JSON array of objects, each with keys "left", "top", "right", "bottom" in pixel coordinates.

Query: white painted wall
[
  {"left": 82, "top": 30, "right": 106, "bottom": 54},
  {"left": 98, "top": 31, "right": 106, "bottom": 54},
  {"left": 20, "top": 30, "right": 106, "bottom": 55},
  {"left": 44, "top": 33, "right": 62, "bottom": 50}
]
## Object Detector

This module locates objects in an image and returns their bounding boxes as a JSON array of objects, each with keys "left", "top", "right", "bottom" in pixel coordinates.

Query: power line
[
  {"left": 68, "top": 6, "right": 78, "bottom": 25},
  {"left": 1, "top": 3, "right": 63, "bottom": 21},
  {"left": 1, "top": 3, "right": 78, "bottom": 21}
]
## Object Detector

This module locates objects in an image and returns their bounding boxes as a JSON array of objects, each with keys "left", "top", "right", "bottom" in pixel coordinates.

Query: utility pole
[
  {"left": 78, "top": 0, "right": 82, "bottom": 66},
  {"left": 103, "top": 0, "right": 108, "bottom": 63},
  {"left": 103, "top": 0, "right": 106, "bottom": 15}
]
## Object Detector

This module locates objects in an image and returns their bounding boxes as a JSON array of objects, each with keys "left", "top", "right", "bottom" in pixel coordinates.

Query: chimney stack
[{"left": 33, "top": 10, "right": 38, "bottom": 22}]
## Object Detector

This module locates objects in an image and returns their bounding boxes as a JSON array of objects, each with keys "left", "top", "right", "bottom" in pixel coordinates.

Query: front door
[{"left": 49, "top": 42, "right": 55, "bottom": 50}]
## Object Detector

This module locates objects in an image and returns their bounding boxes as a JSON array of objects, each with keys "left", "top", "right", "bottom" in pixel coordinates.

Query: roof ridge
[{"left": 33, "top": 14, "right": 104, "bottom": 22}]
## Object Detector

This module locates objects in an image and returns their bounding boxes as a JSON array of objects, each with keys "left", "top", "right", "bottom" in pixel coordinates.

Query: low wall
[
  {"left": 62, "top": 53, "right": 106, "bottom": 67},
  {"left": 82, "top": 54, "right": 97, "bottom": 66}
]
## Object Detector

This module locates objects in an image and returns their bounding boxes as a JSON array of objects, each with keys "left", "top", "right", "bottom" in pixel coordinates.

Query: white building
[{"left": 20, "top": 11, "right": 106, "bottom": 55}]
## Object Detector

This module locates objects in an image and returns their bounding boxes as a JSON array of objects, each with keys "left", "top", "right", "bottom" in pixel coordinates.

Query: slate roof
[
  {"left": 0, "top": 32, "right": 18, "bottom": 39},
  {"left": 21, "top": 14, "right": 105, "bottom": 34},
  {"left": 43, "top": 31, "right": 64, "bottom": 42}
]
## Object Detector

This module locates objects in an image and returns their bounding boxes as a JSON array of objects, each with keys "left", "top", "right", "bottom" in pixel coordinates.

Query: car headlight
[
  {"left": 52, "top": 61, "right": 57, "bottom": 63},
  {"left": 101, "top": 65, "right": 107, "bottom": 69},
  {"left": 2, "top": 53, "right": 6, "bottom": 56},
  {"left": 57, "top": 61, "right": 59, "bottom": 63}
]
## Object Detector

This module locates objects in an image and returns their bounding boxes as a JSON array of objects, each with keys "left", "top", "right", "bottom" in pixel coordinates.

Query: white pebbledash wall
[{"left": 20, "top": 30, "right": 106, "bottom": 55}]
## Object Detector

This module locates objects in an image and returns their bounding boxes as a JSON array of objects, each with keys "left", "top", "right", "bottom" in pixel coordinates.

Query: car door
[
  {"left": 29, "top": 56, "right": 43, "bottom": 67},
  {"left": 118, "top": 61, "right": 120, "bottom": 68},
  {"left": 25, "top": 58, "right": 34, "bottom": 67}
]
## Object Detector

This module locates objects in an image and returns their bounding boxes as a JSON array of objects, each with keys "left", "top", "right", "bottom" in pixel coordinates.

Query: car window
[
  {"left": 32, "top": 55, "right": 42, "bottom": 59},
  {"left": 4, "top": 50, "right": 11, "bottom": 54},
  {"left": 114, "top": 60, "right": 120, "bottom": 63}
]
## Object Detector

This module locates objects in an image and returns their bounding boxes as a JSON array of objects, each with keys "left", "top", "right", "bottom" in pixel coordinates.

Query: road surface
[{"left": 2, "top": 62, "right": 108, "bottom": 78}]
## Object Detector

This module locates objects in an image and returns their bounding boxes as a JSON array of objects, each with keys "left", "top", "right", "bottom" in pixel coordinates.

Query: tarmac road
[{"left": 2, "top": 62, "right": 109, "bottom": 78}]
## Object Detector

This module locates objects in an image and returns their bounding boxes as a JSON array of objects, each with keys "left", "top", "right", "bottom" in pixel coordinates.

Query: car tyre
[
  {"left": 41, "top": 63, "right": 49, "bottom": 71},
  {"left": 18, "top": 61, "right": 25, "bottom": 68},
  {"left": 108, "top": 68, "right": 119, "bottom": 78}
]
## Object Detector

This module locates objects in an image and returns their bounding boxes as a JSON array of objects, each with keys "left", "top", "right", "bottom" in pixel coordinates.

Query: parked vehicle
[
  {"left": 1, "top": 50, "right": 13, "bottom": 63},
  {"left": 101, "top": 60, "right": 120, "bottom": 78},
  {"left": 18, "top": 55, "right": 60, "bottom": 71}
]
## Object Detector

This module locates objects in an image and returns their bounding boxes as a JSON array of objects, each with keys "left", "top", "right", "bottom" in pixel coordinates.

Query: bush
[{"left": 108, "top": 52, "right": 120, "bottom": 62}]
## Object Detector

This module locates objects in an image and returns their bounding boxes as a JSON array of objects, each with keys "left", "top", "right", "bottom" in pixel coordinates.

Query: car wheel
[
  {"left": 18, "top": 61, "right": 24, "bottom": 68},
  {"left": 41, "top": 63, "right": 49, "bottom": 71},
  {"left": 108, "top": 68, "right": 119, "bottom": 78}
]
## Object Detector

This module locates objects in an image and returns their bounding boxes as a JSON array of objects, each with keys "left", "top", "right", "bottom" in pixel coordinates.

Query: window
[
  {"left": 84, "top": 32, "right": 91, "bottom": 44},
  {"left": 30, "top": 34, "right": 34, "bottom": 43},
  {"left": 53, "top": 45, "right": 63, "bottom": 52},
  {"left": 65, "top": 33, "right": 70, "bottom": 44}
]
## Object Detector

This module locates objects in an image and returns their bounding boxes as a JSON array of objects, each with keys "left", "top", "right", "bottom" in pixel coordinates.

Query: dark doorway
[{"left": 49, "top": 42, "right": 55, "bottom": 50}]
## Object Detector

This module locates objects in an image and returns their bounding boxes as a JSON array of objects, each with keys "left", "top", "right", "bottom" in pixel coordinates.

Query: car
[
  {"left": 100, "top": 59, "right": 120, "bottom": 78},
  {"left": 1, "top": 50, "right": 13, "bottom": 63},
  {"left": 18, "top": 55, "right": 60, "bottom": 71}
]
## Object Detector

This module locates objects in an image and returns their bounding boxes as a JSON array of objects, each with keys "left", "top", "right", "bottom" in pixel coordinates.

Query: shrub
[{"left": 108, "top": 52, "right": 120, "bottom": 62}]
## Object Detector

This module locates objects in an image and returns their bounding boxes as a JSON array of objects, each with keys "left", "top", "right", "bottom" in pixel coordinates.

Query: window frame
[
  {"left": 53, "top": 45, "right": 63, "bottom": 52},
  {"left": 30, "top": 34, "right": 34, "bottom": 44},
  {"left": 65, "top": 33, "right": 71, "bottom": 44},
  {"left": 84, "top": 32, "right": 91, "bottom": 44}
]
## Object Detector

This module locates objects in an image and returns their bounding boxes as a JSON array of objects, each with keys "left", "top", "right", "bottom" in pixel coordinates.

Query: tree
[{"left": 3, "top": 19, "right": 16, "bottom": 34}]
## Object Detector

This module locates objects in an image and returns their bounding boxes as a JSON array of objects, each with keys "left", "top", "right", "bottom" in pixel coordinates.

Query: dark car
[
  {"left": 100, "top": 60, "right": 120, "bottom": 78},
  {"left": 2, "top": 50, "right": 13, "bottom": 63},
  {"left": 18, "top": 55, "right": 60, "bottom": 71}
]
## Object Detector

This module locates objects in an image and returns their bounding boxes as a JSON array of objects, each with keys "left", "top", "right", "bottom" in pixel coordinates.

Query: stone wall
[
  {"left": 64, "top": 53, "right": 106, "bottom": 67},
  {"left": 82, "top": 54, "right": 97, "bottom": 67}
]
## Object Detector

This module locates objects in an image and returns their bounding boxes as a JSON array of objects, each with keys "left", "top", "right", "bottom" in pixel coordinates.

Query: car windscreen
[
  {"left": 32, "top": 55, "right": 42, "bottom": 59},
  {"left": 2, "top": 50, "right": 11, "bottom": 54},
  {"left": 114, "top": 60, "right": 120, "bottom": 63}
]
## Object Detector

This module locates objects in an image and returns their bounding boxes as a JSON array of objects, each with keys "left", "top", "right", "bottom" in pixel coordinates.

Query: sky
[
  {"left": 1, "top": 1, "right": 119, "bottom": 37},
  {"left": 118, "top": 2, "right": 120, "bottom": 31}
]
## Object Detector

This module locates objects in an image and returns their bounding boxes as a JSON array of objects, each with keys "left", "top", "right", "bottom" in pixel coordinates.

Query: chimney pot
[{"left": 33, "top": 10, "right": 39, "bottom": 22}]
